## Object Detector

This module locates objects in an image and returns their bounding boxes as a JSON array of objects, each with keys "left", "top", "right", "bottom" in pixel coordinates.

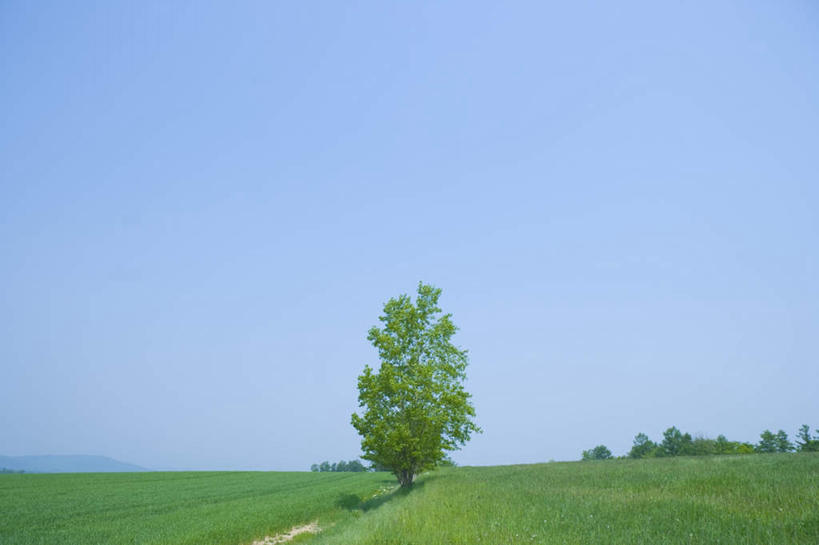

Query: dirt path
[{"left": 250, "top": 521, "right": 320, "bottom": 545}]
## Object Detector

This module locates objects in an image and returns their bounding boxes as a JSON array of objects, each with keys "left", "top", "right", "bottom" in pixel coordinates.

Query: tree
[
  {"left": 715, "top": 434, "right": 735, "bottom": 455},
  {"left": 796, "top": 425, "right": 819, "bottom": 452},
  {"left": 346, "top": 459, "right": 367, "bottom": 472},
  {"left": 714, "top": 434, "right": 753, "bottom": 455},
  {"left": 582, "top": 445, "right": 613, "bottom": 460},
  {"left": 691, "top": 435, "right": 717, "bottom": 456},
  {"left": 775, "top": 430, "right": 794, "bottom": 453},
  {"left": 351, "top": 283, "right": 480, "bottom": 488},
  {"left": 628, "top": 433, "right": 656, "bottom": 459},
  {"left": 310, "top": 459, "right": 368, "bottom": 472},
  {"left": 756, "top": 430, "right": 778, "bottom": 453},
  {"left": 659, "top": 426, "right": 692, "bottom": 457},
  {"left": 736, "top": 442, "right": 755, "bottom": 454}
]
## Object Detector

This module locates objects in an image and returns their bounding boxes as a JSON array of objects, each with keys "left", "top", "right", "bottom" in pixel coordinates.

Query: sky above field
[{"left": 2, "top": 1, "right": 818, "bottom": 471}]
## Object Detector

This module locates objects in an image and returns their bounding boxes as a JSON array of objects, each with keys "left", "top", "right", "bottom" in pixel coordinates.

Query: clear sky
[{"left": 1, "top": 1, "right": 817, "bottom": 470}]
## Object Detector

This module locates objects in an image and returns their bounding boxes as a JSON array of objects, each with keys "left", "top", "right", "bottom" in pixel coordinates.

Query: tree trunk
[{"left": 397, "top": 469, "right": 414, "bottom": 488}]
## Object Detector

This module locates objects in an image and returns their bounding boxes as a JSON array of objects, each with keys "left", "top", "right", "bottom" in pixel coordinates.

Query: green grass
[
  {"left": 314, "top": 453, "right": 819, "bottom": 545},
  {"left": 0, "top": 471, "right": 391, "bottom": 545},
  {"left": 2, "top": 454, "right": 817, "bottom": 545}
]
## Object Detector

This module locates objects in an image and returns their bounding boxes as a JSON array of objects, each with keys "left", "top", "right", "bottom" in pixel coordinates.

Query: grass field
[
  {"left": 0, "top": 471, "right": 391, "bottom": 545},
  {"left": 1, "top": 453, "right": 817, "bottom": 545},
  {"left": 316, "top": 453, "right": 819, "bottom": 545}
]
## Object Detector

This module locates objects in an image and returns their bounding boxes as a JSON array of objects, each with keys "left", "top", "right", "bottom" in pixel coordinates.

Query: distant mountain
[{"left": 0, "top": 455, "right": 145, "bottom": 473}]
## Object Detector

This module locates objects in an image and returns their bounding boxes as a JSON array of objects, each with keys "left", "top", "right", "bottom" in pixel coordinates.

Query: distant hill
[{"left": 0, "top": 455, "right": 145, "bottom": 473}]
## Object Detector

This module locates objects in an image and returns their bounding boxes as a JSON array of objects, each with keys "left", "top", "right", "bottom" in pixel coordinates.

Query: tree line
[
  {"left": 310, "top": 459, "right": 368, "bottom": 472},
  {"left": 582, "top": 424, "right": 819, "bottom": 460}
]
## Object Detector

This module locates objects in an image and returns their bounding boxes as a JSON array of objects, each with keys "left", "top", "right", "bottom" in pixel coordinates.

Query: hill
[{"left": 0, "top": 454, "right": 145, "bottom": 473}]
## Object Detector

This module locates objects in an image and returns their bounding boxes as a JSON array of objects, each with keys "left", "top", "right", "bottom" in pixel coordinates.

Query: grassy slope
[
  {"left": 0, "top": 471, "right": 391, "bottom": 545},
  {"left": 312, "top": 453, "right": 819, "bottom": 545}
]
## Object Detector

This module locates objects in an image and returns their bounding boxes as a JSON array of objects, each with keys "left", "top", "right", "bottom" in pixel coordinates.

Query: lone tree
[{"left": 351, "top": 282, "right": 480, "bottom": 488}]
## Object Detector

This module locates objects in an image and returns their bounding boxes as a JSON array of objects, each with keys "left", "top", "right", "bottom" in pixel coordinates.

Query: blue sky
[{"left": 1, "top": 1, "right": 817, "bottom": 470}]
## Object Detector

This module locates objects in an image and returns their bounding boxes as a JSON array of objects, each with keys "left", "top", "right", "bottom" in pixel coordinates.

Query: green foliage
[
  {"left": 351, "top": 283, "right": 479, "bottom": 488},
  {"left": 756, "top": 430, "right": 777, "bottom": 453},
  {"left": 581, "top": 445, "right": 613, "bottom": 460},
  {"left": 736, "top": 442, "right": 756, "bottom": 454},
  {"left": 345, "top": 460, "right": 367, "bottom": 472},
  {"left": 796, "top": 425, "right": 819, "bottom": 452},
  {"left": 659, "top": 426, "right": 693, "bottom": 457},
  {"left": 715, "top": 434, "right": 734, "bottom": 454},
  {"left": 756, "top": 429, "right": 794, "bottom": 453},
  {"left": 690, "top": 435, "right": 717, "bottom": 456},
  {"left": 436, "top": 455, "right": 457, "bottom": 467},
  {"left": 592, "top": 425, "right": 809, "bottom": 460},
  {"left": 311, "top": 460, "right": 367, "bottom": 472},
  {"left": 775, "top": 430, "right": 794, "bottom": 452},
  {"left": 367, "top": 461, "right": 391, "bottom": 472},
  {"left": 628, "top": 433, "right": 657, "bottom": 459},
  {"left": 713, "top": 434, "right": 755, "bottom": 455}
]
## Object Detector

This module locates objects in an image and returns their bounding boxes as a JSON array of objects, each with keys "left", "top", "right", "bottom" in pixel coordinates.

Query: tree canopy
[
  {"left": 628, "top": 433, "right": 656, "bottom": 459},
  {"left": 796, "top": 425, "right": 819, "bottom": 452},
  {"left": 756, "top": 429, "right": 794, "bottom": 453},
  {"left": 351, "top": 283, "right": 479, "bottom": 487}
]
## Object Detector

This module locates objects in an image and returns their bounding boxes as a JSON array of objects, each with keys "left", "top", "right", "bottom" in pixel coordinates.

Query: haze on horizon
[{"left": 1, "top": 1, "right": 817, "bottom": 471}]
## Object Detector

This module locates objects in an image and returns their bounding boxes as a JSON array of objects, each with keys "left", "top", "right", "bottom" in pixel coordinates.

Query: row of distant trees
[
  {"left": 582, "top": 424, "right": 819, "bottom": 460},
  {"left": 0, "top": 468, "right": 24, "bottom": 474},
  {"left": 310, "top": 459, "right": 368, "bottom": 472}
]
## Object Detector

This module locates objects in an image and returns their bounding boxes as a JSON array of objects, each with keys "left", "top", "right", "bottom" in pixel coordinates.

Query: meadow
[
  {"left": 0, "top": 470, "right": 390, "bottom": 545},
  {"left": 1, "top": 453, "right": 817, "bottom": 545},
  {"left": 315, "top": 453, "right": 819, "bottom": 545}
]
